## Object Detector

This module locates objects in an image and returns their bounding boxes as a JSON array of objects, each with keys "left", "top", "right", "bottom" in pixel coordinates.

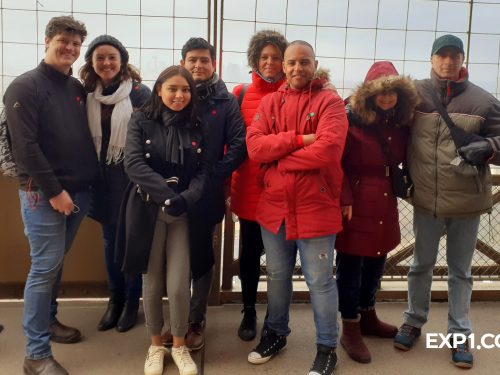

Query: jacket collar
[
  {"left": 252, "top": 71, "right": 285, "bottom": 92},
  {"left": 431, "top": 67, "right": 468, "bottom": 102},
  {"left": 39, "top": 60, "right": 72, "bottom": 83}
]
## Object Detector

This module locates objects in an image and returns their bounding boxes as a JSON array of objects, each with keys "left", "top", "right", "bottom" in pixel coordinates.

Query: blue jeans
[
  {"left": 19, "top": 189, "right": 90, "bottom": 359},
  {"left": 336, "top": 252, "right": 387, "bottom": 319},
  {"left": 102, "top": 223, "right": 141, "bottom": 302},
  {"left": 261, "top": 224, "right": 338, "bottom": 348},
  {"left": 403, "top": 210, "right": 480, "bottom": 335}
]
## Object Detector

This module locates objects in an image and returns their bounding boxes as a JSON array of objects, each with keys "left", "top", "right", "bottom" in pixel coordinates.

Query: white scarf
[{"left": 87, "top": 79, "right": 133, "bottom": 164}]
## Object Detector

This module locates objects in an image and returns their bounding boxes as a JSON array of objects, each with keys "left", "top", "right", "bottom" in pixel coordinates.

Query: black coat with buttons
[{"left": 117, "top": 110, "right": 210, "bottom": 274}]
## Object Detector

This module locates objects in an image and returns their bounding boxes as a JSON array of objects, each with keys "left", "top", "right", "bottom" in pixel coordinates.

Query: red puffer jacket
[
  {"left": 231, "top": 72, "right": 285, "bottom": 221},
  {"left": 246, "top": 79, "right": 348, "bottom": 240}
]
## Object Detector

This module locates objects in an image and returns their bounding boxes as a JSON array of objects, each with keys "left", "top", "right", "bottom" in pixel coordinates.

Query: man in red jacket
[{"left": 246, "top": 40, "right": 348, "bottom": 375}]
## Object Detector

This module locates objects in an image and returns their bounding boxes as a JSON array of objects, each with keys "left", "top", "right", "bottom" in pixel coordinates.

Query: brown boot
[
  {"left": 359, "top": 308, "right": 398, "bottom": 338},
  {"left": 340, "top": 316, "right": 371, "bottom": 363}
]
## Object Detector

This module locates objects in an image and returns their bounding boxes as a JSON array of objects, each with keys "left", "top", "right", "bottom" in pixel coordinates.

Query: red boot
[
  {"left": 340, "top": 316, "right": 371, "bottom": 363},
  {"left": 359, "top": 308, "right": 398, "bottom": 338}
]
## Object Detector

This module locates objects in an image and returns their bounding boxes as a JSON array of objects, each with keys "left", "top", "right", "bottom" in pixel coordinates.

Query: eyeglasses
[{"left": 72, "top": 204, "right": 80, "bottom": 214}]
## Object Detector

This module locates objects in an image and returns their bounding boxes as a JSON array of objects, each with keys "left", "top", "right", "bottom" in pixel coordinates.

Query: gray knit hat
[{"left": 85, "top": 34, "right": 129, "bottom": 63}]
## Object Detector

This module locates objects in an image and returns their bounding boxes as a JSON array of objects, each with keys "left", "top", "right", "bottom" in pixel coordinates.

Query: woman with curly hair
[{"left": 231, "top": 30, "right": 288, "bottom": 341}]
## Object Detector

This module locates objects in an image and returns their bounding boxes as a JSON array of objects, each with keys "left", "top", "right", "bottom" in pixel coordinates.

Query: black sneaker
[
  {"left": 247, "top": 329, "right": 287, "bottom": 364},
  {"left": 238, "top": 306, "right": 257, "bottom": 341},
  {"left": 308, "top": 344, "right": 337, "bottom": 375}
]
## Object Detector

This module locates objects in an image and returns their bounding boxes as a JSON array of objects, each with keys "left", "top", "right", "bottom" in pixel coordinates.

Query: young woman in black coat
[{"left": 122, "top": 65, "right": 211, "bottom": 375}]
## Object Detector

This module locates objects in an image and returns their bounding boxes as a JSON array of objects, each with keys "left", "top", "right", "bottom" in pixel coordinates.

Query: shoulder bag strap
[{"left": 427, "top": 85, "right": 483, "bottom": 148}]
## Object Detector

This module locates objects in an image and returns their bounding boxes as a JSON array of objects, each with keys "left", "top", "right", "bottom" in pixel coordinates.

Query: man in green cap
[{"left": 393, "top": 34, "right": 500, "bottom": 369}]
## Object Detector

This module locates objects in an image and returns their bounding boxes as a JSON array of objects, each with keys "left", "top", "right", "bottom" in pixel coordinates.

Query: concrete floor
[{"left": 1, "top": 301, "right": 500, "bottom": 374}]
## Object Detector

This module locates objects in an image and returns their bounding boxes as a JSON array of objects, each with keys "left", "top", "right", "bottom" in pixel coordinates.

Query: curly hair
[
  {"left": 247, "top": 30, "right": 288, "bottom": 70},
  {"left": 45, "top": 16, "right": 87, "bottom": 42}
]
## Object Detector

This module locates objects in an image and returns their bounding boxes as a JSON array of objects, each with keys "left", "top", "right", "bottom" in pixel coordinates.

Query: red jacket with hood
[
  {"left": 231, "top": 72, "right": 285, "bottom": 221},
  {"left": 336, "top": 61, "right": 419, "bottom": 257},
  {"left": 246, "top": 76, "right": 348, "bottom": 240}
]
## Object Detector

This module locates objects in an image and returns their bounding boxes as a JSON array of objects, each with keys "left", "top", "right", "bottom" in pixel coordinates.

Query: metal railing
[{"left": 214, "top": 176, "right": 500, "bottom": 303}]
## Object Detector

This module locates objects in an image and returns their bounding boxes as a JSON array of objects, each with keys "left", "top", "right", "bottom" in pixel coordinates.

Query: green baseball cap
[{"left": 431, "top": 34, "right": 464, "bottom": 56}]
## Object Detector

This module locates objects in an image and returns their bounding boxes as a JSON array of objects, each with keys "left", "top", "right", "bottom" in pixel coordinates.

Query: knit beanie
[{"left": 85, "top": 34, "right": 129, "bottom": 63}]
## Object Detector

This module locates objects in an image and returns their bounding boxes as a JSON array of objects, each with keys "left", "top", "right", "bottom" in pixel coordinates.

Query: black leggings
[
  {"left": 238, "top": 219, "right": 264, "bottom": 307},
  {"left": 335, "top": 252, "right": 387, "bottom": 319}
]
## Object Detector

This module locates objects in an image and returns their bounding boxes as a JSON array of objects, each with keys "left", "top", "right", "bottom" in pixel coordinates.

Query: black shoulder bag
[{"left": 373, "top": 128, "right": 413, "bottom": 199}]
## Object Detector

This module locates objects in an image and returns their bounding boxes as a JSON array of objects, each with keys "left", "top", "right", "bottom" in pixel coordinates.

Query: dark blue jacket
[{"left": 190, "top": 78, "right": 246, "bottom": 224}]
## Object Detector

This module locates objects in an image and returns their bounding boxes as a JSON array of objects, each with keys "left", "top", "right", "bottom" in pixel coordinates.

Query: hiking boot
[
  {"left": 308, "top": 344, "right": 337, "bottom": 375},
  {"left": 340, "top": 317, "right": 371, "bottom": 363},
  {"left": 451, "top": 338, "right": 473, "bottom": 369},
  {"left": 144, "top": 345, "right": 169, "bottom": 375},
  {"left": 238, "top": 306, "right": 257, "bottom": 341},
  {"left": 248, "top": 328, "right": 287, "bottom": 364},
  {"left": 393, "top": 324, "right": 421, "bottom": 351},
  {"left": 359, "top": 308, "right": 398, "bottom": 338},
  {"left": 171, "top": 345, "right": 198, "bottom": 375},
  {"left": 49, "top": 319, "right": 82, "bottom": 344},
  {"left": 185, "top": 322, "right": 204, "bottom": 351},
  {"left": 23, "top": 356, "right": 68, "bottom": 375}
]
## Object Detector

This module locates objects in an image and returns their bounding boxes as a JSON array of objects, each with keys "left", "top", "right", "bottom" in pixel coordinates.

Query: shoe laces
[
  {"left": 146, "top": 347, "right": 166, "bottom": 366},
  {"left": 311, "top": 348, "right": 336, "bottom": 373},
  {"left": 174, "top": 346, "right": 194, "bottom": 367},
  {"left": 255, "top": 331, "right": 281, "bottom": 352},
  {"left": 400, "top": 324, "right": 417, "bottom": 337},
  {"left": 454, "top": 341, "right": 470, "bottom": 353}
]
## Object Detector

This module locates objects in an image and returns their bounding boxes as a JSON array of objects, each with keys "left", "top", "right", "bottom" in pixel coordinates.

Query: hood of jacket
[
  {"left": 349, "top": 61, "right": 420, "bottom": 126},
  {"left": 278, "top": 67, "right": 331, "bottom": 94}
]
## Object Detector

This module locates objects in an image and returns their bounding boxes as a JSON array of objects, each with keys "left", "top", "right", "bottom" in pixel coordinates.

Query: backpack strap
[{"left": 237, "top": 84, "right": 249, "bottom": 108}]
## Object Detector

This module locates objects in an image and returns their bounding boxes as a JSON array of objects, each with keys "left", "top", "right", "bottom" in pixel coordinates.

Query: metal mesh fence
[{"left": 227, "top": 185, "right": 500, "bottom": 287}]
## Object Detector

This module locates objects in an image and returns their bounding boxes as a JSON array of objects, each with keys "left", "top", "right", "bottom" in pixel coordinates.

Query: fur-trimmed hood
[
  {"left": 349, "top": 61, "right": 420, "bottom": 126},
  {"left": 280, "top": 67, "right": 331, "bottom": 92}
]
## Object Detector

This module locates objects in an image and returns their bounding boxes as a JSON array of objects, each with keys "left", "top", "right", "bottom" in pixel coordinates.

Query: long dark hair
[
  {"left": 79, "top": 50, "right": 142, "bottom": 92},
  {"left": 140, "top": 65, "right": 199, "bottom": 124}
]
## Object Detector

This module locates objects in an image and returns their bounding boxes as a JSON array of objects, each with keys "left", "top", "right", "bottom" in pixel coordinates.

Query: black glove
[
  {"left": 164, "top": 194, "right": 187, "bottom": 216},
  {"left": 457, "top": 140, "right": 494, "bottom": 166}
]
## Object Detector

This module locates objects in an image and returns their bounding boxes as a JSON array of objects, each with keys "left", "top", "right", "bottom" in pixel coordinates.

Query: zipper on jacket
[{"left": 433, "top": 115, "right": 440, "bottom": 216}]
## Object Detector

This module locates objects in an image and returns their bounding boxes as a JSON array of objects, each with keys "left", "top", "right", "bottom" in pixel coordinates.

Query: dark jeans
[
  {"left": 102, "top": 223, "right": 141, "bottom": 302},
  {"left": 335, "top": 252, "right": 387, "bottom": 319},
  {"left": 238, "top": 219, "right": 264, "bottom": 307}
]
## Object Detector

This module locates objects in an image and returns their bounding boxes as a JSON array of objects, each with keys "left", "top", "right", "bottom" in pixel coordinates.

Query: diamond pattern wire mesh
[{"left": 244, "top": 186, "right": 500, "bottom": 284}]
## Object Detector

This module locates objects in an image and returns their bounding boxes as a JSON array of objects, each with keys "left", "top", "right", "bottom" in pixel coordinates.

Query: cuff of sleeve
[{"left": 296, "top": 134, "right": 305, "bottom": 148}]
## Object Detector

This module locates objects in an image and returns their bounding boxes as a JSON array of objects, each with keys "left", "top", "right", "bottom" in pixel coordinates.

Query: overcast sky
[{"left": 1, "top": 0, "right": 500, "bottom": 98}]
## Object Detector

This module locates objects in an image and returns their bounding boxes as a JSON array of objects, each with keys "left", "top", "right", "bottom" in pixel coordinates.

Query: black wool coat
[{"left": 117, "top": 111, "right": 211, "bottom": 274}]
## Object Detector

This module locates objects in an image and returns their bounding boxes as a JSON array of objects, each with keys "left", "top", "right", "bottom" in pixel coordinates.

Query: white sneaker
[
  {"left": 171, "top": 345, "right": 198, "bottom": 375},
  {"left": 144, "top": 345, "right": 169, "bottom": 375}
]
